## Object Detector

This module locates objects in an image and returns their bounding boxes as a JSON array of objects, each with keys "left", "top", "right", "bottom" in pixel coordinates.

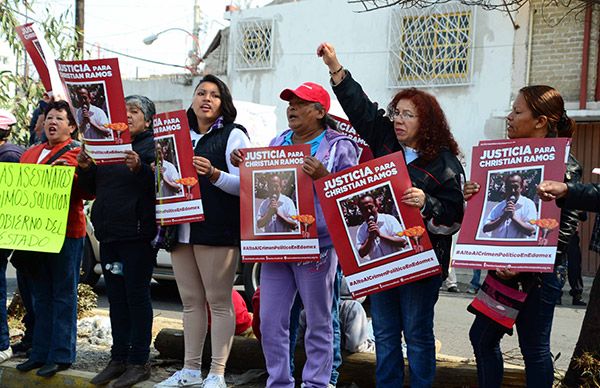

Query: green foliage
[{"left": 0, "top": 1, "right": 82, "bottom": 146}]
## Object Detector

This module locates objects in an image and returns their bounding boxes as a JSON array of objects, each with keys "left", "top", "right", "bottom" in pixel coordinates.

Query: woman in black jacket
[
  {"left": 318, "top": 42, "right": 465, "bottom": 388},
  {"left": 464, "top": 85, "right": 581, "bottom": 388},
  {"left": 77, "top": 95, "right": 157, "bottom": 387},
  {"left": 539, "top": 181, "right": 600, "bottom": 212},
  {"left": 154, "top": 75, "right": 251, "bottom": 388}
]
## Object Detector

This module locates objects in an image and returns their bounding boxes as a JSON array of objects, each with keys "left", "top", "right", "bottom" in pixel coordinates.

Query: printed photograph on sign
[
  {"left": 337, "top": 182, "right": 411, "bottom": 266},
  {"left": 65, "top": 81, "right": 113, "bottom": 141},
  {"left": 476, "top": 166, "right": 543, "bottom": 241},
  {"left": 32, "top": 39, "right": 46, "bottom": 63},
  {"left": 253, "top": 169, "right": 300, "bottom": 236},
  {"left": 155, "top": 136, "right": 184, "bottom": 200}
]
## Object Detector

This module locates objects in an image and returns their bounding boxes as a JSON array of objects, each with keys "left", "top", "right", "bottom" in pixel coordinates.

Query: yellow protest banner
[{"left": 0, "top": 162, "right": 75, "bottom": 253}]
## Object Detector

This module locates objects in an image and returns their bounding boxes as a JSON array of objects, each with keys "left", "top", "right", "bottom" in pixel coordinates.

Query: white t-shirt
[
  {"left": 77, "top": 105, "right": 109, "bottom": 140},
  {"left": 485, "top": 195, "right": 538, "bottom": 239},
  {"left": 158, "top": 160, "right": 181, "bottom": 198},
  {"left": 257, "top": 193, "right": 298, "bottom": 233},
  {"left": 356, "top": 213, "right": 403, "bottom": 260}
]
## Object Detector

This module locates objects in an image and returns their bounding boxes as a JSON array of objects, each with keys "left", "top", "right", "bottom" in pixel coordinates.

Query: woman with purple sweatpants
[{"left": 232, "top": 81, "right": 358, "bottom": 388}]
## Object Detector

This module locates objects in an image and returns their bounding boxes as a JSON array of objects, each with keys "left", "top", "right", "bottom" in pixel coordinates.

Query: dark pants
[
  {"left": 370, "top": 275, "right": 442, "bottom": 388},
  {"left": 16, "top": 268, "right": 35, "bottom": 346},
  {"left": 30, "top": 237, "right": 84, "bottom": 364},
  {"left": 100, "top": 240, "right": 155, "bottom": 365},
  {"left": 469, "top": 268, "right": 565, "bottom": 388},
  {"left": 0, "top": 250, "right": 10, "bottom": 351},
  {"left": 567, "top": 233, "right": 584, "bottom": 298}
]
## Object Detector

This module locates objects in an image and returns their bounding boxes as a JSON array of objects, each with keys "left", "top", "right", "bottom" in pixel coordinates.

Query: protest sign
[
  {"left": 16, "top": 23, "right": 65, "bottom": 97},
  {"left": 452, "top": 137, "right": 570, "bottom": 272},
  {"left": 330, "top": 114, "right": 374, "bottom": 164},
  {"left": 315, "top": 152, "right": 440, "bottom": 298},
  {"left": 239, "top": 145, "right": 320, "bottom": 262},
  {"left": 56, "top": 58, "right": 131, "bottom": 164},
  {"left": 0, "top": 163, "right": 74, "bottom": 253},
  {"left": 153, "top": 110, "right": 203, "bottom": 225}
]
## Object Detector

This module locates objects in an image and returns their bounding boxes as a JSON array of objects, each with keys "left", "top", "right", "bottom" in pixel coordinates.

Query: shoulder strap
[{"left": 45, "top": 142, "right": 77, "bottom": 165}]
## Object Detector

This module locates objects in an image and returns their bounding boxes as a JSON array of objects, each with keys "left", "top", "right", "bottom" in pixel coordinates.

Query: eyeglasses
[{"left": 389, "top": 110, "right": 418, "bottom": 121}]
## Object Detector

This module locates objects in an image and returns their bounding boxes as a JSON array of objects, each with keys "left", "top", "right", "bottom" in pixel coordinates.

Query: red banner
[
  {"left": 330, "top": 114, "right": 374, "bottom": 164},
  {"left": 452, "top": 137, "right": 569, "bottom": 272},
  {"left": 56, "top": 58, "right": 131, "bottom": 164},
  {"left": 239, "top": 145, "right": 320, "bottom": 262},
  {"left": 315, "top": 151, "right": 440, "bottom": 298},
  {"left": 16, "top": 23, "right": 64, "bottom": 97},
  {"left": 153, "top": 110, "right": 203, "bottom": 225}
]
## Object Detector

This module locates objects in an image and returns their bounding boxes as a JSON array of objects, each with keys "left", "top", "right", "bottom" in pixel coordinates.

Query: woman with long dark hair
[
  {"left": 318, "top": 42, "right": 465, "bottom": 388},
  {"left": 465, "top": 85, "right": 581, "bottom": 388},
  {"left": 154, "top": 75, "right": 250, "bottom": 388}
]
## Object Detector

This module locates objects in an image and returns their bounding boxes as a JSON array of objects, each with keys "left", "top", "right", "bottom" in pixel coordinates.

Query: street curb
[{"left": 0, "top": 361, "right": 156, "bottom": 387}]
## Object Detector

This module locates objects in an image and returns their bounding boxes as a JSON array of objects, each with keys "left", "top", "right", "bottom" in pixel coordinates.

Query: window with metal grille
[
  {"left": 235, "top": 18, "right": 274, "bottom": 71},
  {"left": 388, "top": 5, "right": 475, "bottom": 87}
]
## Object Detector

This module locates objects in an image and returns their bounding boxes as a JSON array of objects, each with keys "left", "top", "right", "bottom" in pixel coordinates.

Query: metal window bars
[
  {"left": 388, "top": 3, "right": 475, "bottom": 87},
  {"left": 234, "top": 18, "right": 275, "bottom": 71}
]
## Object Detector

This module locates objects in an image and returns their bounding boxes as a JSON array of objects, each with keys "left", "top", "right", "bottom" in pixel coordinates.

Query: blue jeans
[
  {"left": 100, "top": 240, "right": 155, "bottom": 364},
  {"left": 469, "top": 268, "right": 565, "bottom": 388},
  {"left": 30, "top": 237, "right": 84, "bottom": 364},
  {"left": 470, "top": 269, "right": 482, "bottom": 290},
  {"left": 289, "top": 295, "right": 302, "bottom": 374},
  {"left": 0, "top": 250, "right": 9, "bottom": 351},
  {"left": 16, "top": 268, "right": 35, "bottom": 346},
  {"left": 370, "top": 275, "right": 443, "bottom": 388}
]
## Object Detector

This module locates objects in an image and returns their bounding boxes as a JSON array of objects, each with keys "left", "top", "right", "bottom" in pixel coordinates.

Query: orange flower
[
  {"left": 529, "top": 218, "right": 559, "bottom": 230},
  {"left": 175, "top": 177, "right": 198, "bottom": 186},
  {"left": 103, "top": 122, "right": 128, "bottom": 131},
  {"left": 397, "top": 225, "right": 425, "bottom": 238},
  {"left": 292, "top": 214, "right": 315, "bottom": 225}
]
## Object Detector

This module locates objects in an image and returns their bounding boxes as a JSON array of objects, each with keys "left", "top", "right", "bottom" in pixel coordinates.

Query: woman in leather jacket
[
  {"left": 464, "top": 85, "right": 581, "bottom": 388},
  {"left": 318, "top": 42, "right": 465, "bottom": 388}
]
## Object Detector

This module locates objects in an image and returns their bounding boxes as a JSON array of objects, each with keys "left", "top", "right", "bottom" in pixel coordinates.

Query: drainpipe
[
  {"left": 580, "top": 4, "right": 592, "bottom": 109},
  {"left": 595, "top": 13, "right": 600, "bottom": 100}
]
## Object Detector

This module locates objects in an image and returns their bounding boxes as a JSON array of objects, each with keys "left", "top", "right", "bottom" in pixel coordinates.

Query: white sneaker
[
  {"left": 0, "top": 347, "right": 12, "bottom": 363},
  {"left": 203, "top": 373, "right": 226, "bottom": 388},
  {"left": 154, "top": 369, "right": 203, "bottom": 387}
]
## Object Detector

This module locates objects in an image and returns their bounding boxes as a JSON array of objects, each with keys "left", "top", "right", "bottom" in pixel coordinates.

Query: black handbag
[{"left": 151, "top": 224, "right": 179, "bottom": 252}]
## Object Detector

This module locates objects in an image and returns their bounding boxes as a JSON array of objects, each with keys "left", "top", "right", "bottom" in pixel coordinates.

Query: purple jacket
[
  {"left": 270, "top": 128, "right": 359, "bottom": 247},
  {"left": 0, "top": 142, "right": 24, "bottom": 163}
]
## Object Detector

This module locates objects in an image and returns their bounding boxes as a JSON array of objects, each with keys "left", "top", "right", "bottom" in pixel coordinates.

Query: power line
[{"left": 3, "top": 3, "right": 187, "bottom": 69}]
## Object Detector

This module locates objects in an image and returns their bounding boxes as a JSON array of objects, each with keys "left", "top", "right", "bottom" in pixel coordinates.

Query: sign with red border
[
  {"left": 452, "top": 137, "right": 569, "bottom": 272},
  {"left": 315, "top": 151, "right": 440, "bottom": 298},
  {"left": 239, "top": 145, "right": 320, "bottom": 262}
]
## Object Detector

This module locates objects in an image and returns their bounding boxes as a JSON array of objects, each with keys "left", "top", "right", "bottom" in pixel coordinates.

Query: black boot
[
  {"left": 36, "top": 362, "right": 71, "bottom": 377},
  {"left": 90, "top": 360, "right": 127, "bottom": 385},
  {"left": 112, "top": 363, "right": 151, "bottom": 388},
  {"left": 15, "top": 359, "right": 44, "bottom": 372},
  {"left": 572, "top": 296, "right": 587, "bottom": 306}
]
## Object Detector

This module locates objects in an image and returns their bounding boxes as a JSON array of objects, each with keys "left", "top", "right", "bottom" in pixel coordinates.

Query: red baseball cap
[{"left": 280, "top": 82, "right": 330, "bottom": 112}]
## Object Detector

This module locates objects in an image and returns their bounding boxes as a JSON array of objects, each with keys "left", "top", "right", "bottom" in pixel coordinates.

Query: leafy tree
[{"left": 0, "top": 1, "right": 82, "bottom": 146}]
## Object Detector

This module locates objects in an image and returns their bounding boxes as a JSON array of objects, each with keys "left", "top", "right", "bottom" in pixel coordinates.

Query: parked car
[{"left": 80, "top": 205, "right": 261, "bottom": 299}]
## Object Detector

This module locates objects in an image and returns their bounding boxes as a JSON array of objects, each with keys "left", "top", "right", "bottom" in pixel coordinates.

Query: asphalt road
[{"left": 5, "top": 265, "right": 588, "bottom": 371}]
